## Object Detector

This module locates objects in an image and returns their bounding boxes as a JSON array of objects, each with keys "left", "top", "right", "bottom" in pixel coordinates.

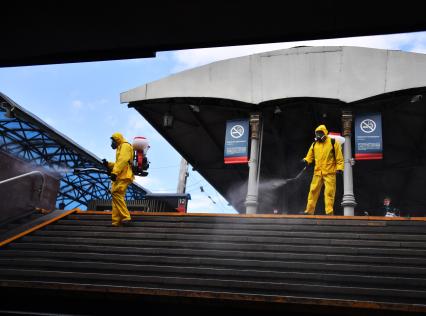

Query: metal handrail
[{"left": 0, "top": 171, "right": 45, "bottom": 202}]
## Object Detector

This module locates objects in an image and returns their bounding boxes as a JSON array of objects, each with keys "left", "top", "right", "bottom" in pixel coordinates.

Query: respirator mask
[
  {"left": 111, "top": 138, "right": 118, "bottom": 149},
  {"left": 314, "top": 131, "right": 326, "bottom": 142}
]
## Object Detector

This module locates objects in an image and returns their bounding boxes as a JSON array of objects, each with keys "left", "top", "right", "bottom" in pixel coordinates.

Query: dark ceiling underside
[
  {"left": 1, "top": 1, "right": 426, "bottom": 67},
  {"left": 130, "top": 88, "right": 426, "bottom": 215}
]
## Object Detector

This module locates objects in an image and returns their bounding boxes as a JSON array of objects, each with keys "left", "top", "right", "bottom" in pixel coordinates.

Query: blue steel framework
[{"left": 0, "top": 92, "right": 147, "bottom": 210}]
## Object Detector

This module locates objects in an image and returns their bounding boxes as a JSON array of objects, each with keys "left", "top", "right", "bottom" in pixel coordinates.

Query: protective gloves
[{"left": 102, "top": 159, "right": 109, "bottom": 168}]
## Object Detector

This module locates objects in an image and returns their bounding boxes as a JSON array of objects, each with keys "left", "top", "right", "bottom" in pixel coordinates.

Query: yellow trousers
[
  {"left": 305, "top": 173, "right": 336, "bottom": 215},
  {"left": 111, "top": 179, "right": 132, "bottom": 225}
]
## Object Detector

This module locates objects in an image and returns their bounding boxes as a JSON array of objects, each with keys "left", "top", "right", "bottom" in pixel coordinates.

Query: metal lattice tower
[{"left": 0, "top": 92, "right": 147, "bottom": 210}]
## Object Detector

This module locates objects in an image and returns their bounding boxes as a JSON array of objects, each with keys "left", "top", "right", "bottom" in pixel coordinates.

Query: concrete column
[
  {"left": 177, "top": 158, "right": 189, "bottom": 194},
  {"left": 245, "top": 113, "right": 261, "bottom": 214},
  {"left": 341, "top": 110, "right": 357, "bottom": 216}
]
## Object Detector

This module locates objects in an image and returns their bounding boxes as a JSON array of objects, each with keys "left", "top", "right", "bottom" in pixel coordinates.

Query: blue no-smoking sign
[
  {"left": 355, "top": 113, "right": 383, "bottom": 160},
  {"left": 224, "top": 119, "right": 249, "bottom": 164}
]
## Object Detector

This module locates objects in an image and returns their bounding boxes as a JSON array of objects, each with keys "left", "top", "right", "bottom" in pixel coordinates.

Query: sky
[{"left": 1, "top": 31, "right": 426, "bottom": 213}]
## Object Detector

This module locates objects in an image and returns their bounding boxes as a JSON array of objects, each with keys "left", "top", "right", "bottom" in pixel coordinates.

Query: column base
[
  {"left": 341, "top": 194, "right": 357, "bottom": 216},
  {"left": 245, "top": 197, "right": 258, "bottom": 214}
]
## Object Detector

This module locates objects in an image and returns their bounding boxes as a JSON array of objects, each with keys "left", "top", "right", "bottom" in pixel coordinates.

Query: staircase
[
  {"left": 0, "top": 211, "right": 44, "bottom": 235},
  {"left": 1, "top": 213, "right": 426, "bottom": 315}
]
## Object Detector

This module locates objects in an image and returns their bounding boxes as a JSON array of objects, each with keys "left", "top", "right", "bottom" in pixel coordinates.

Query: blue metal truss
[{"left": 0, "top": 92, "right": 147, "bottom": 210}]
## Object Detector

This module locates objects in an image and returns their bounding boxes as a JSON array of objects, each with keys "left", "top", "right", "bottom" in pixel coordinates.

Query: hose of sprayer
[{"left": 73, "top": 168, "right": 109, "bottom": 175}]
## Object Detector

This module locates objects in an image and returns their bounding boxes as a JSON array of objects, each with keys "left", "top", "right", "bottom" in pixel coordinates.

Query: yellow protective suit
[
  {"left": 304, "top": 125, "right": 344, "bottom": 215},
  {"left": 108, "top": 132, "right": 134, "bottom": 226}
]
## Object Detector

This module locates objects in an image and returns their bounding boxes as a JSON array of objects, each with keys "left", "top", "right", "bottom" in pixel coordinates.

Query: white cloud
[
  {"left": 104, "top": 114, "right": 118, "bottom": 128},
  {"left": 71, "top": 100, "right": 83, "bottom": 109},
  {"left": 133, "top": 175, "right": 162, "bottom": 188},
  {"left": 71, "top": 98, "right": 109, "bottom": 111},
  {"left": 172, "top": 31, "right": 426, "bottom": 72},
  {"left": 187, "top": 193, "right": 216, "bottom": 213},
  {"left": 87, "top": 98, "right": 108, "bottom": 110},
  {"left": 408, "top": 33, "right": 426, "bottom": 53},
  {"left": 124, "top": 111, "right": 163, "bottom": 142},
  {"left": 133, "top": 175, "right": 176, "bottom": 193},
  {"left": 187, "top": 193, "right": 237, "bottom": 214},
  {"left": 127, "top": 113, "right": 148, "bottom": 131}
]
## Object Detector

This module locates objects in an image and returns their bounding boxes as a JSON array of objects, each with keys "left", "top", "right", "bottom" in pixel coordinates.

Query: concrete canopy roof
[
  {"left": 121, "top": 46, "right": 426, "bottom": 104},
  {"left": 122, "top": 47, "right": 426, "bottom": 214}
]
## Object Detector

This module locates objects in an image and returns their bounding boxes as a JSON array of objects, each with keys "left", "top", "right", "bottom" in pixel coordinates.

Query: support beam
[
  {"left": 341, "top": 110, "right": 357, "bottom": 215},
  {"left": 177, "top": 158, "right": 189, "bottom": 194},
  {"left": 245, "top": 113, "right": 262, "bottom": 214}
]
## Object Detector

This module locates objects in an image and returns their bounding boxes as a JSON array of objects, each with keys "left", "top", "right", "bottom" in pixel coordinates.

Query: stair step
[
  {"left": 1, "top": 268, "right": 426, "bottom": 304},
  {"left": 2, "top": 249, "right": 426, "bottom": 277},
  {"left": 27, "top": 229, "right": 426, "bottom": 250},
  {"left": 5, "top": 241, "right": 426, "bottom": 269},
  {"left": 1, "top": 257, "right": 423, "bottom": 290},
  {"left": 12, "top": 236, "right": 426, "bottom": 258},
  {"left": 57, "top": 218, "right": 426, "bottom": 234},
  {"left": 43, "top": 223, "right": 426, "bottom": 242}
]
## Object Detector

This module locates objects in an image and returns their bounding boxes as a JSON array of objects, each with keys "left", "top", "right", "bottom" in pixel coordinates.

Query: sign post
[{"left": 355, "top": 113, "right": 383, "bottom": 160}]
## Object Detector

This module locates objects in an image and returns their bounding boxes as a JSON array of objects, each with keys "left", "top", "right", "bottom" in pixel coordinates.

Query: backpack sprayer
[
  {"left": 73, "top": 136, "right": 150, "bottom": 177},
  {"left": 132, "top": 136, "right": 150, "bottom": 177}
]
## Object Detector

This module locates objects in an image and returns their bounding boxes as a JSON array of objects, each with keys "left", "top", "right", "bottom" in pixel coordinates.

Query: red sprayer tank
[{"left": 132, "top": 136, "right": 150, "bottom": 176}]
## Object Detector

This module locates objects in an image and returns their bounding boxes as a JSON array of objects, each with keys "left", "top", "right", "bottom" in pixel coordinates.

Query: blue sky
[{"left": 1, "top": 31, "right": 425, "bottom": 213}]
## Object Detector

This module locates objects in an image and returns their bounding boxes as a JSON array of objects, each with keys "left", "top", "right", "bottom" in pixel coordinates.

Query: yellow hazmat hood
[
  {"left": 111, "top": 132, "right": 126, "bottom": 145},
  {"left": 315, "top": 125, "right": 328, "bottom": 135}
]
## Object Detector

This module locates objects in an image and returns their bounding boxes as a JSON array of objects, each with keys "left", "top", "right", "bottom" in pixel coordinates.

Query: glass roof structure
[{"left": 0, "top": 92, "right": 147, "bottom": 210}]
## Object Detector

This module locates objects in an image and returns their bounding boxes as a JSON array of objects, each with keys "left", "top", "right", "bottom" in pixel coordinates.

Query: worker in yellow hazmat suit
[
  {"left": 302, "top": 125, "right": 344, "bottom": 215},
  {"left": 102, "top": 132, "right": 134, "bottom": 226}
]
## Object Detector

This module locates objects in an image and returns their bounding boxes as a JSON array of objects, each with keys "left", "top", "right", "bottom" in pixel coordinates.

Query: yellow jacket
[
  {"left": 108, "top": 132, "right": 134, "bottom": 181},
  {"left": 304, "top": 125, "right": 344, "bottom": 175}
]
